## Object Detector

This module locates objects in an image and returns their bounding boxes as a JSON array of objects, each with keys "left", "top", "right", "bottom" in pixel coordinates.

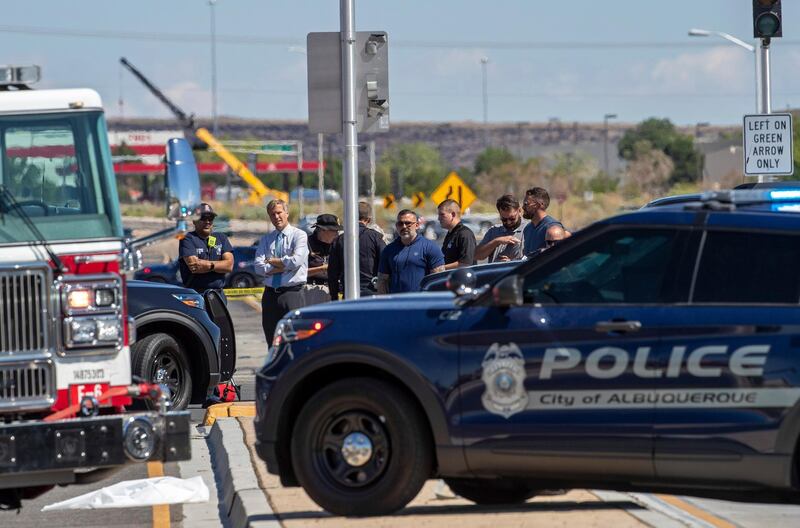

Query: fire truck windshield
[{"left": 0, "top": 110, "right": 123, "bottom": 243}]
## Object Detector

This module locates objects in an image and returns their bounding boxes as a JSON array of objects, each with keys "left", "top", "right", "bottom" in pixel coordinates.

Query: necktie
[{"left": 271, "top": 232, "right": 284, "bottom": 288}]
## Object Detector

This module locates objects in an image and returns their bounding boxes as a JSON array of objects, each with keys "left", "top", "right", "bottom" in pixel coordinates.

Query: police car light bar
[
  {"left": 0, "top": 65, "right": 41, "bottom": 86},
  {"left": 700, "top": 188, "right": 800, "bottom": 205},
  {"left": 768, "top": 189, "right": 800, "bottom": 200}
]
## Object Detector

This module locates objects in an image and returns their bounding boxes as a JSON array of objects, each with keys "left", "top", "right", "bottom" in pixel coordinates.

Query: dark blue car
[
  {"left": 254, "top": 188, "right": 800, "bottom": 516},
  {"left": 134, "top": 245, "right": 258, "bottom": 288}
]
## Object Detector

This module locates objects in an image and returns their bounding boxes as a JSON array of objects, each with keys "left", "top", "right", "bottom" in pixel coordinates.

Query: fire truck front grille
[
  {"left": 0, "top": 269, "right": 49, "bottom": 355},
  {"left": 0, "top": 360, "right": 54, "bottom": 410}
]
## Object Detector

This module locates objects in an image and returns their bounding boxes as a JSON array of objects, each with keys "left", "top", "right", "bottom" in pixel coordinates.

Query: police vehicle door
[
  {"left": 652, "top": 222, "right": 800, "bottom": 484},
  {"left": 457, "top": 226, "right": 693, "bottom": 478}
]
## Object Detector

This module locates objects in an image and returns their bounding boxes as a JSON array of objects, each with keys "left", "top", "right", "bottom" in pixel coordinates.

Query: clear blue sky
[{"left": 2, "top": 0, "right": 797, "bottom": 126}]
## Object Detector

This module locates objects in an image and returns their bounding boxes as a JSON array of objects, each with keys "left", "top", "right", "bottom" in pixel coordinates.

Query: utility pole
[
  {"left": 603, "top": 113, "right": 617, "bottom": 176},
  {"left": 209, "top": 0, "right": 218, "bottom": 136},
  {"left": 341, "top": 0, "right": 360, "bottom": 300},
  {"left": 481, "top": 57, "right": 489, "bottom": 147},
  {"left": 297, "top": 142, "right": 304, "bottom": 219},
  {"left": 317, "top": 133, "right": 325, "bottom": 213}
]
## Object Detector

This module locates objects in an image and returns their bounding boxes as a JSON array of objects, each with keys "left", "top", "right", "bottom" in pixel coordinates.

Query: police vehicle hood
[{"left": 296, "top": 291, "right": 457, "bottom": 316}]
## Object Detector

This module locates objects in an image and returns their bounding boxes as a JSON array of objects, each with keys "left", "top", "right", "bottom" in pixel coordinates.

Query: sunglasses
[
  {"left": 198, "top": 216, "right": 215, "bottom": 223},
  {"left": 500, "top": 216, "right": 517, "bottom": 224},
  {"left": 545, "top": 239, "right": 560, "bottom": 247},
  {"left": 396, "top": 220, "right": 417, "bottom": 227}
]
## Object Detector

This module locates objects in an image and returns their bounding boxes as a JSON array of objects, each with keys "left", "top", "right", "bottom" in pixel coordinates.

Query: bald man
[
  {"left": 544, "top": 224, "right": 569, "bottom": 250},
  {"left": 438, "top": 199, "right": 476, "bottom": 270}
]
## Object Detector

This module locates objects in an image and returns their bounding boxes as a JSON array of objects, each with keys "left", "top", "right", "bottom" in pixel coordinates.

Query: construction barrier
[{"left": 223, "top": 287, "right": 264, "bottom": 299}]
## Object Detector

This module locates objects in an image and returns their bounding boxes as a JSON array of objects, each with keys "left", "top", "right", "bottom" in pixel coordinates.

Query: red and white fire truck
[{"left": 0, "top": 66, "right": 193, "bottom": 508}]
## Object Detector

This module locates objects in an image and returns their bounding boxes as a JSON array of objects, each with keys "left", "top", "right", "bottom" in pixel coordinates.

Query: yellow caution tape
[{"left": 223, "top": 286, "right": 265, "bottom": 298}]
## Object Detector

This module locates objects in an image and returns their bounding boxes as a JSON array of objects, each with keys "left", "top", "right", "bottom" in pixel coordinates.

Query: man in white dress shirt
[{"left": 255, "top": 199, "right": 310, "bottom": 343}]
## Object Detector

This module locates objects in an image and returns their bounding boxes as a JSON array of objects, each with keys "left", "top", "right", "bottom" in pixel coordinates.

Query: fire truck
[{"left": 0, "top": 66, "right": 192, "bottom": 509}]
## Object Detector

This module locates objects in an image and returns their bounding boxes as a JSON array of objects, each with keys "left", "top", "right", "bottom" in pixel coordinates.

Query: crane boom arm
[
  {"left": 119, "top": 57, "right": 194, "bottom": 129},
  {"left": 195, "top": 128, "right": 289, "bottom": 203}
]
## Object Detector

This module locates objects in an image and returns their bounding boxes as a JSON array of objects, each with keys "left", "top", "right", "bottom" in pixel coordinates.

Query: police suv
[{"left": 255, "top": 188, "right": 800, "bottom": 516}]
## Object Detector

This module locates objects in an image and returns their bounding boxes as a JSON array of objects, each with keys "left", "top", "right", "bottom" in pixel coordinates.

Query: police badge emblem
[{"left": 481, "top": 342, "right": 528, "bottom": 418}]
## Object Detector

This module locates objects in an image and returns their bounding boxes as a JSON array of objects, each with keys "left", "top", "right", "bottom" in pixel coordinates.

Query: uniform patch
[{"left": 481, "top": 342, "right": 528, "bottom": 418}]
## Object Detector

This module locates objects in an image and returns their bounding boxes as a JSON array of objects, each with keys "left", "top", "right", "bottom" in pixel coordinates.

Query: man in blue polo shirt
[
  {"left": 377, "top": 209, "right": 445, "bottom": 294},
  {"left": 179, "top": 203, "right": 234, "bottom": 297}
]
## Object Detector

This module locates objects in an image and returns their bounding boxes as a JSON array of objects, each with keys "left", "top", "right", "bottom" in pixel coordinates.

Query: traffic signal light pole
[
  {"left": 341, "top": 0, "right": 361, "bottom": 300},
  {"left": 759, "top": 39, "right": 771, "bottom": 114},
  {"left": 758, "top": 37, "right": 772, "bottom": 183}
]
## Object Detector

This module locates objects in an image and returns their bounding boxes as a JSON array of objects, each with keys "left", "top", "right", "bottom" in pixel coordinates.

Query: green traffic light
[{"left": 756, "top": 12, "right": 781, "bottom": 37}]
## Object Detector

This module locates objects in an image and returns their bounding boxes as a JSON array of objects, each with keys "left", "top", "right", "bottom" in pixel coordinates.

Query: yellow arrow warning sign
[
  {"left": 383, "top": 194, "right": 396, "bottom": 209},
  {"left": 430, "top": 172, "right": 476, "bottom": 213},
  {"left": 412, "top": 192, "right": 425, "bottom": 208}
]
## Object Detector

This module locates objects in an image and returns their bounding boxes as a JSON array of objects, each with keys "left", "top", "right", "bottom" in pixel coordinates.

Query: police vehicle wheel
[
  {"left": 291, "top": 378, "right": 432, "bottom": 516},
  {"left": 443, "top": 478, "right": 538, "bottom": 505},
  {"left": 230, "top": 273, "right": 254, "bottom": 289},
  {"left": 132, "top": 333, "right": 193, "bottom": 410}
]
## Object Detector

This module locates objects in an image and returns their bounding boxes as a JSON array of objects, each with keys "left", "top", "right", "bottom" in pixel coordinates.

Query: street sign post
[
  {"left": 743, "top": 113, "right": 794, "bottom": 176},
  {"left": 430, "top": 172, "right": 477, "bottom": 213}
]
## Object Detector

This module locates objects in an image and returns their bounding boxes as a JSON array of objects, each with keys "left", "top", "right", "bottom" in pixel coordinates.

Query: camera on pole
[{"left": 753, "top": 0, "right": 782, "bottom": 39}]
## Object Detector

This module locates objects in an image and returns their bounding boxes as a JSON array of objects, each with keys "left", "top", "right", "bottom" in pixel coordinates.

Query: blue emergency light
[{"left": 768, "top": 189, "right": 800, "bottom": 201}]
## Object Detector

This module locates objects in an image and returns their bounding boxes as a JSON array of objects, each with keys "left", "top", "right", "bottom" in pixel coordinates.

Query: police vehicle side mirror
[
  {"left": 446, "top": 268, "right": 477, "bottom": 296},
  {"left": 492, "top": 275, "right": 523, "bottom": 307}
]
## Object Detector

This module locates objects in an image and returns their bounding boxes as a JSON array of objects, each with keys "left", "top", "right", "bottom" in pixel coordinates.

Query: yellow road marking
[
  {"left": 656, "top": 495, "right": 737, "bottom": 528},
  {"left": 147, "top": 461, "right": 170, "bottom": 528}
]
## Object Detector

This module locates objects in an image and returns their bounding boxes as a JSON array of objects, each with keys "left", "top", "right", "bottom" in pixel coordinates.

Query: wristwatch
[{"left": 210, "top": 262, "right": 215, "bottom": 271}]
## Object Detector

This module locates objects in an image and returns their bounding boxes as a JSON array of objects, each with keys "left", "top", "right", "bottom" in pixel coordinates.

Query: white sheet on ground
[{"left": 41, "top": 475, "right": 209, "bottom": 511}]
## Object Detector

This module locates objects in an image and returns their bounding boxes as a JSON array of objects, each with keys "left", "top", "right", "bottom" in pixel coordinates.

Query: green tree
[
  {"left": 376, "top": 142, "right": 446, "bottom": 197},
  {"left": 618, "top": 118, "right": 703, "bottom": 184},
  {"left": 474, "top": 147, "right": 515, "bottom": 175}
]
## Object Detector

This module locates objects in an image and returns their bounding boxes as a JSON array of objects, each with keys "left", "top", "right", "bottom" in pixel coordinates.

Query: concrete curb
[
  {"left": 207, "top": 418, "right": 280, "bottom": 528},
  {"left": 203, "top": 402, "right": 256, "bottom": 426}
]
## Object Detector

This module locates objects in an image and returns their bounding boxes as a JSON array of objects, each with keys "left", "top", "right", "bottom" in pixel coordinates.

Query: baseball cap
[
  {"left": 312, "top": 213, "right": 342, "bottom": 231},
  {"left": 193, "top": 203, "right": 217, "bottom": 221}
]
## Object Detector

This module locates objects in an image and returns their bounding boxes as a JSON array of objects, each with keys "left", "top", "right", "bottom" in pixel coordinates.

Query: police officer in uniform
[{"left": 179, "top": 203, "right": 234, "bottom": 299}]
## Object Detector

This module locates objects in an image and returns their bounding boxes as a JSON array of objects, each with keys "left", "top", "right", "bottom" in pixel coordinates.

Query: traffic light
[{"left": 753, "top": 0, "right": 782, "bottom": 39}]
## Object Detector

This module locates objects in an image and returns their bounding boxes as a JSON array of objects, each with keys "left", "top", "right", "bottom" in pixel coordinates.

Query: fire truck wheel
[{"left": 132, "top": 333, "right": 193, "bottom": 410}]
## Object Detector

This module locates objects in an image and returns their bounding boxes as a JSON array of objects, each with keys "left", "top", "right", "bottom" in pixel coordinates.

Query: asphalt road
[{"left": 5, "top": 462, "right": 183, "bottom": 527}]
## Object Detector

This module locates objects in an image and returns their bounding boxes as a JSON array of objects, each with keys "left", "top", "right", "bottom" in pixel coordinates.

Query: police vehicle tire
[
  {"left": 443, "top": 478, "right": 538, "bottom": 505},
  {"left": 229, "top": 272, "right": 255, "bottom": 289},
  {"left": 290, "top": 378, "right": 433, "bottom": 516},
  {"left": 132, "top": 333, "right": 192, "bottom": 411}
]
